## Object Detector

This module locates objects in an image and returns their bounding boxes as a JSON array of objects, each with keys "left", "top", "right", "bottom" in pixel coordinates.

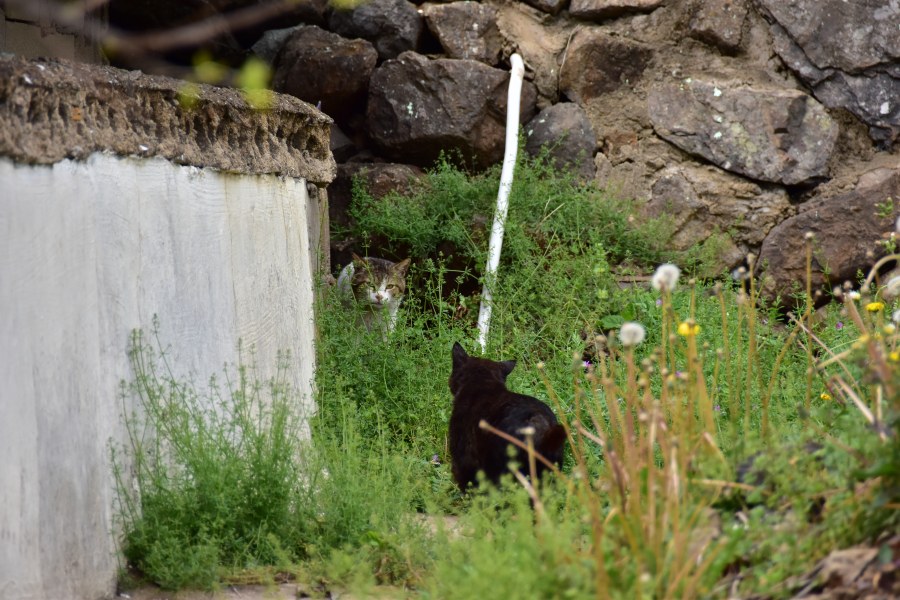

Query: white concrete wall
[{"left": 0, "top": 154, "right": 317, "bottom": 600}]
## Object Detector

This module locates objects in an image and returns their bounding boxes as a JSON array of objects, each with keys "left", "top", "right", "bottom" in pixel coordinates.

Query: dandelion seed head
[
  {"left": 619, "top": 322, "right": 646, "bottom": 347},
  {"left": 884, "top": 276, "right": 900, "bottom": 300},
  {"left": 651, "top": 263, "right": 681, "bottom": 292},
  {"left": 848, "top": 291, "right": 861, "bottom": 301},
  {"left": 893, "top": 310, "right": 900, "bottom": 325}
]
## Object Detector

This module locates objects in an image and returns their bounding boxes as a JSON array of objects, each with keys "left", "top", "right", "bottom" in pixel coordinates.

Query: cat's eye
[{"left": 387, "top": 284, "right": 398, "bottom": 291}]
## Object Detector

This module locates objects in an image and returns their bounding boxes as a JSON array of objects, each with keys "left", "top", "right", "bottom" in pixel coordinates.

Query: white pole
[{"left": 477, "top": 53, "right": 525, "bottom": 353}]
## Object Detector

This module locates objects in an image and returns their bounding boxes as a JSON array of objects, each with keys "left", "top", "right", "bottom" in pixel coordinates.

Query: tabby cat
[
  {"left": 448, "top": 342, "right": 566, "bottom": 492},
  {"left": 336, "top": 254, "right": 411, "bottom": 338}
]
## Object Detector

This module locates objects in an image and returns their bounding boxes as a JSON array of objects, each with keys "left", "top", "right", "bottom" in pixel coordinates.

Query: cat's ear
[
  {"left": 351, "top": 253, "right": 366, "bottom": 266},
  {"left": 452, "top": 342, "right": 468, "bottom": 367},
  {"left": 500, "top": 360, "right": 516, "bottom": 379},
  {"left": 394, "top": 258, "right": 411, "bottom": 277}
]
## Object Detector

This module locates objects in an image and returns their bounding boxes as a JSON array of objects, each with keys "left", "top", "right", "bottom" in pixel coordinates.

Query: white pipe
[{"left": 477, "top": 53, "right": 525, "bottom": 353}]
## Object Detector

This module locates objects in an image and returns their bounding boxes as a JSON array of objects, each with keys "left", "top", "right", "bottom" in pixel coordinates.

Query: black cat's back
[{"left": 448, "top": 342, "right": 566, "bottom": 492}]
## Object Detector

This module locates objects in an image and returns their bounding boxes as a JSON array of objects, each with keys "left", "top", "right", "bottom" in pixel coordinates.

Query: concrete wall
[
  {"left": 0, "top": 153, "right": 322, "bottom": 599},
  {"left": 0, "top": 53, "right": 335, "bottom": 600},
  {"left": 0, "top": 154, "right": 319, "bottom": 599}
]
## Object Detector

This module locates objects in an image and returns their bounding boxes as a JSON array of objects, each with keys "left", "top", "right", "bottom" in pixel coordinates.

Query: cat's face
[
  {"left": 350, "top": 255, "right": 410, "bottom": 308},
  {"left": 449, "top": 342, "right": 516, "bottom": 394}
]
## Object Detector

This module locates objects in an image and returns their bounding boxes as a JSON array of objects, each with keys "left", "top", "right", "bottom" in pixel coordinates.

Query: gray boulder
[
  {"left": 646, "top": 165, "right": 793, "bottom": 273},
  {"left": 759, "top": 164, "right": 900, "bottom": 308},
  {"left": 494, "top": 1, "right": 573, "bottom": 104},
  {"left": 559, "top": 29, "right": 653, "bottom": 104},
  {"left": 330, "top": 124, "right": 357, "bottom": 163},
  {"left": 757, "top": 0, "right": 900, "bottom": 147},
  {"left": 367, "top": 51, "right": 538, "bottom": 168},
  {"left": 421, "top": 2, "right": 503, "bottom": 64},
  {"left": 688, "top": 0, "right": 747, "bottom": 54},
  {"left": 328, "top": 0, "right": 424, "bottom": 61},
  {"left": 648, "top": 75, "right": 838, "bottom": 185},
  {"left": 525, "top": 103, "right": 597, "bottom": 180},
  {"left": 271, "top": 26, "right": 377, "bottom": 126},
  {"left": 251, "top": 26, "right": 300, "bottom": 65}
]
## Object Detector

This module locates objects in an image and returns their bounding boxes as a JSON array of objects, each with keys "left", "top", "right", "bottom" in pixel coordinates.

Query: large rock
[
  {"left": 525, "top": 103, "right": 597, "bottom": 180},
  {"left": 688, "top": 0, "right": 747, "bottom": 54},
  {"left": 758, "top": 165, "right": 900, "bottom": 307},
  {"left": 646, "top": 165, "right": 793, "bottom": 273},
  {"left": 757, "top": 0, "right": 900, "bottom": 147},
  {"left": 328, "top": 0, "right": 424, "bottom": 61},
  {"left": 569, "top": 0, "right": 664, "bottom": 20},
  {"left": 271, "top": 26, "right": 377, "bottom": 127},
  {"left": 421, "top": 2, "right": 502, "bottom": 64},
  {"left": 330, "top": 124, "right": 357, "bottom": 163},
  {"left": 251, "top": 25, "right": 302, "bottom": 65},
  {"left": 593, "top": 136, "right": 684, "bottom": 202},
  {"left": 559, "top": 29, "right": 653, "bottom": 104},
  {"left": 367, "top": 51, "right": 538, "bottom": 168},
  {"left": 495, "top": 2, "right": 575, "bottom": 104},
  {"left": 648, "top": 75, "right": 838, "bottom": 185}
]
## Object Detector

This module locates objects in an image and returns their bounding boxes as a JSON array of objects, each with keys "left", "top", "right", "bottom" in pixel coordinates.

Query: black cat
[{"left": 448, "top": 342, "right": 566, "bottom": 492}]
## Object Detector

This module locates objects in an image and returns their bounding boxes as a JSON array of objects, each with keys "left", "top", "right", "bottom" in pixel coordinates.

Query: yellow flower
[
  {"left": 890, "top": 351, "right": 900, "bottom": 362},
  {"left": 677, "top": 321, "right": 701, "bottom": 336},
  {"left": 820, "top": 392, "right": 832, "bottom": 401},
  {"left": 866, "top": 301, "right": 885, "bottom": 312}
]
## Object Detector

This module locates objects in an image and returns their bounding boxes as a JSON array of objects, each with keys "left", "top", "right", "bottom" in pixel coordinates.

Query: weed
[
  {"left": 115, "top": 160, "right": 900, "bottom": 598},
  {"left": 112, "top": 325, "right": 432, "bottom": 591}
]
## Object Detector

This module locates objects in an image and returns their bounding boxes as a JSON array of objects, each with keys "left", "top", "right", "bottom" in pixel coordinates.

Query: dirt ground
[
  {"left": 122, "top": 584, "right": 301, "bottom": 600},
  {"left": 116, "top": 583, "right": 407, "bottom": 600},
  {"left": 123, "top": 583, "right": 406, "bottom": 600}
]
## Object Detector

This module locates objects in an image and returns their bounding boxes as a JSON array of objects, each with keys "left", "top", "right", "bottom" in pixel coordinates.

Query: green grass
[{"left": 114, "top": 156, "right": 900, "bottom": 598}]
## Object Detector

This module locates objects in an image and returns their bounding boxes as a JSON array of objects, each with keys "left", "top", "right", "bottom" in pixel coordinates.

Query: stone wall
[
  {"left": 239, "top": 0, "right": 899, "bottom": 306},
  {"left": 0, "top": 55, "right": 334, "bottom": 600}
]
